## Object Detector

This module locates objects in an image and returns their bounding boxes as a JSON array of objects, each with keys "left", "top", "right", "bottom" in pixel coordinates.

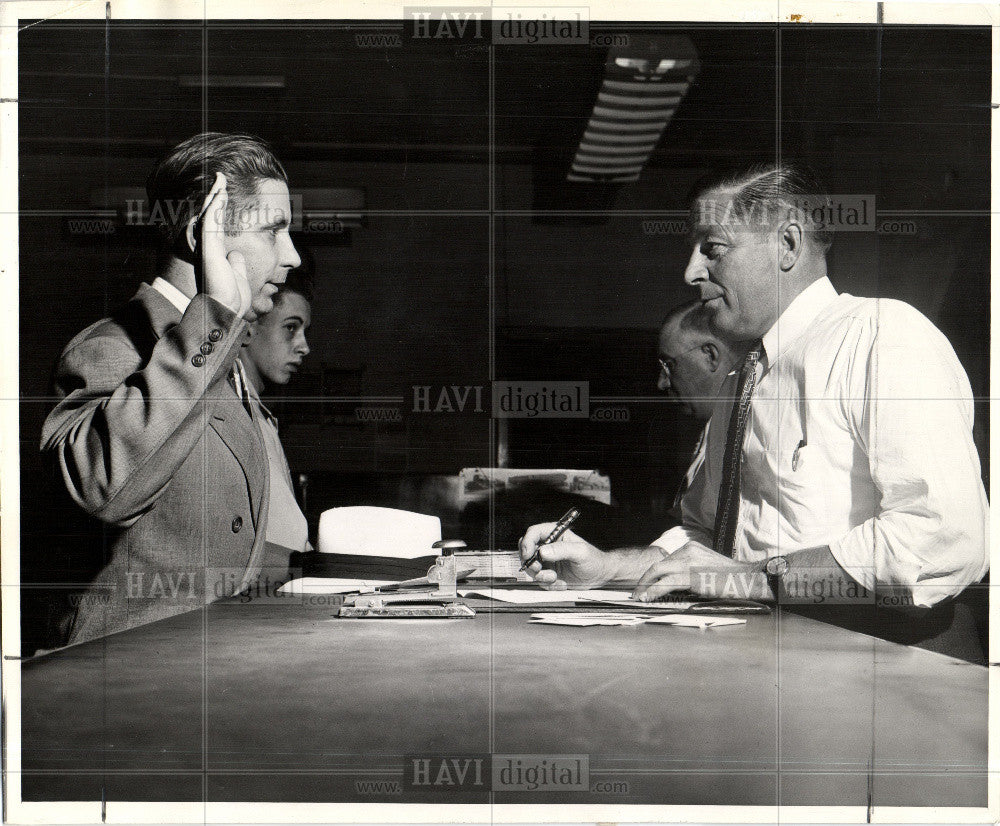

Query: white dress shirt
[
  {"left": 150, "top": 276, "right": 192, "bottom": 314},
  {"left": 652, "top": 276, "right": 988, "bottom": 607}
]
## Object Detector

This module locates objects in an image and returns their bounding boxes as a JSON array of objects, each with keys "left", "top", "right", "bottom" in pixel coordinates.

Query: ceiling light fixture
[{"left": 568, "top": 35, "right": 699, "bottom": 184}]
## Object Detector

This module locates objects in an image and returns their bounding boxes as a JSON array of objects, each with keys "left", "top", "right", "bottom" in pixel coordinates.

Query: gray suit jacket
[{"left": 40, "top": 284, "right": 270, "bottom": 645}]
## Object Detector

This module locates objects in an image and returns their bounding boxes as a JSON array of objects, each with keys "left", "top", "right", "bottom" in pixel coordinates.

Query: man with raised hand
[{"left": 40, "top": 132, "right": 301, "bottom": 645}]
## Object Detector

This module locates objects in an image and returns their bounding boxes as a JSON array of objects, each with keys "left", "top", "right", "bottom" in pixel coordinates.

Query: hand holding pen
[
  {"left": 518, "top": 510, "right": 621, "bottom": 590},
  {"left": 518, "top": 508, "right": 581, "bottom": 572}
]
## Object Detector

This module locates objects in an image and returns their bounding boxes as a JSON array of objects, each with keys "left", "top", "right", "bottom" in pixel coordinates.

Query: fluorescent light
[
  {"left": 568, "top": 34, "right": 699, "bottom": 184},
  {"left": 597, "top": 92, "right": 682, "bottom": 107},
  {"left": 592, "top": 105, "right": 675, "bottom": 120},
  {"left": 603, "top": 79, "right": 689, "bottom": 93},
  {"left": 574, "top": 152, "right": 650, "bottom": 164},
  {"left": 567, "top": 172, "right": 640, "bottom": 183},
  {"left": 582, "top": 131, "right": 660, "bottom": 145},
  {"left": 586, "top": 120, "right": 668, "bottom": 133},
  {"left": 572, "top": 163, "right": 644, "bottom": 175}
]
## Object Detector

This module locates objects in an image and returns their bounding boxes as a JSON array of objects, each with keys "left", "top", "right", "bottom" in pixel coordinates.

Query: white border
[{"left": 1, "top": 0, "right": 996, "bottom": 823}]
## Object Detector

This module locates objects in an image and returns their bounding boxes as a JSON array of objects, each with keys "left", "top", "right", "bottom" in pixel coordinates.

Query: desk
[{"left": 18, "top": 599, "right": 986, "bottom": 807}]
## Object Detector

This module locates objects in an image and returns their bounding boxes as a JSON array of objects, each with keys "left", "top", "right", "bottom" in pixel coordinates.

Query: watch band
[{"left": 764, "top": 555, "right": 790, "bottom": 600}]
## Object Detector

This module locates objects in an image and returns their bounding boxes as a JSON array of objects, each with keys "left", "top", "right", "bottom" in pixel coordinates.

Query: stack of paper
[
  {"left": 459, "top": 588, "right": 698, "bottom": 611},
  {"left": 317, "top": 507, "right": 441, "bottom": 558}
]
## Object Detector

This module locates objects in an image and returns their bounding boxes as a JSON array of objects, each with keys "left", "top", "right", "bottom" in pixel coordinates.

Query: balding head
[{"left": 658, "top": 301, "right": 747, "bottom": 421}]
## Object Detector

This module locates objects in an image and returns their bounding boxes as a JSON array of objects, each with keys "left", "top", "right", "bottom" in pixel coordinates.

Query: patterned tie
[{"left": 713, "top": 344, "right": 763, "bottom": 557}]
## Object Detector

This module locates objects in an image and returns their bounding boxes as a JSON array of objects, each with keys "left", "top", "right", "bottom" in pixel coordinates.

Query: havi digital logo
[{"left": 404, "top": 7, "right": 488, "bottom": 41}]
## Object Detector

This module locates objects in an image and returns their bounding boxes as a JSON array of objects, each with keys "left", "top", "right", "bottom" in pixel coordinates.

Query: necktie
[{"left": 713, "top": 344, "right": 763, "bottom": 557}]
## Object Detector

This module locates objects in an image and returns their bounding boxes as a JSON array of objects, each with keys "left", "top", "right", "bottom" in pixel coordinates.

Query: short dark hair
[
  {"left": 146, "top": 132, "right": 288, "bottom": 249},
  {"left": 688, "top": 160, "right": 834, "bottom": 252},
  {"left": 274, "top": 269, "right": 314, "bottom": 308}
]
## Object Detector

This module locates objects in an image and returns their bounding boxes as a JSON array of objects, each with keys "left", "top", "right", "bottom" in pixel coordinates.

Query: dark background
[{"left": 18, "top": 23, "right": 990, "bottom": 632}]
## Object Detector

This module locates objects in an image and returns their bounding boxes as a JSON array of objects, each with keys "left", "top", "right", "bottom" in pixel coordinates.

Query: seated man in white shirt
[
  {"left": 239, "top": 267, "right": 313, "bottom": 561},
  {"left": 519, "top": 161, "right": 988, "bottom": 657}
]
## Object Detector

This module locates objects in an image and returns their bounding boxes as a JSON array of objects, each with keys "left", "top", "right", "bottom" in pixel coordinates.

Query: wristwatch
[{"left": 764, "top": 555, "right": 790, "bottom": 600}]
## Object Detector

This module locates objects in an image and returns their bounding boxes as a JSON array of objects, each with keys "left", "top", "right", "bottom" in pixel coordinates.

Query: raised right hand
[{"left": 196, "top": 172, "right": 252, "bottom": 319}]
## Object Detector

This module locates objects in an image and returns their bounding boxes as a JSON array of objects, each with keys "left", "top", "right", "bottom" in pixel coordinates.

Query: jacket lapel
[
  {"left": 210, "top": 391, "right": 268, "bottom": 533},
  {"left": 211, "top": 400, "right": 271, "bottom": 593}
]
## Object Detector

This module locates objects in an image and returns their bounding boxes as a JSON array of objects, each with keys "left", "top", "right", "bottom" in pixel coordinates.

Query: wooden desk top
[{"left": 17, "top": 599, "right": 986, "bottom": 807}]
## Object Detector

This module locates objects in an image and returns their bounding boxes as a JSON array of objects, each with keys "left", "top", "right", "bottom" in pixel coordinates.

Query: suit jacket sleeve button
[
  {"left": 208, "top": 329, "right": 223, "bottom": 342},
  {"left": 231, "top": 516, "right": 243, "bottom": 533},
  {"left": 191, "top": 354, "right": 206, "bottom": 367},
  {"left": 200, "top": 342, "right": 214, "bottom": 355}
]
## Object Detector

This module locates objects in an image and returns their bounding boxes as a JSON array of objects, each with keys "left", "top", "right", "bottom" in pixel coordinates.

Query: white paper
[
  {"left": 645, "top": 614, "right": 747, "bottom": 629},
  {"left": 529, "top": 612, "right": 648, "bottom": 627},
  {"left": 278, "top": 577, "right": 397, "bottom": 595},
  {"left": 458, "top": 588, "right": 634, "bottom": 604},
  {"left": 527, "top": 612, "right": 748, "bottom": 629}
]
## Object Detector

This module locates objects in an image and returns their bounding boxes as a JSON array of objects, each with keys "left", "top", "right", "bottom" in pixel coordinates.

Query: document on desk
[
  {"left": 278, "top": 577, "right": 397, "bottom": 595},
  {"left": 458, "top": 588, "right": 635, "bottom": 604},
  {"left": 529, "top": 612, "right": 747, "bottom": 629},
  {"left": 530, "top": 612, "right": 648, "bottom": 627},
  {"left": 458, "top": 588, "right": 699, "bottom": 609},
  {"left": 645, "top": 614, "right": 747, "bottom": 628}
]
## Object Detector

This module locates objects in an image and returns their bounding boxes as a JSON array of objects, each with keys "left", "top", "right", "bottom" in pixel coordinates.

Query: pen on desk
[{"left": 519, "top": 507, "right": 581, "bottom": 572}]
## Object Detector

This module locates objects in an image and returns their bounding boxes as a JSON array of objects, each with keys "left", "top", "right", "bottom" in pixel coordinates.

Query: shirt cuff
[{"left": 649, "top": 526, "right": 690, "bottom": 555}]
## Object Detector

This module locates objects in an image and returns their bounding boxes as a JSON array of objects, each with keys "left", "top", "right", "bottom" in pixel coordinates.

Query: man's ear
[
  {"left": 702, "top": 341, "right": 721, "bottom": 372},
  {"left": 778, "top": 219, "right": 804, "bottom": 272},
  {"left": 184, "top": 215, "right": 199, "bottom": 255}
]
